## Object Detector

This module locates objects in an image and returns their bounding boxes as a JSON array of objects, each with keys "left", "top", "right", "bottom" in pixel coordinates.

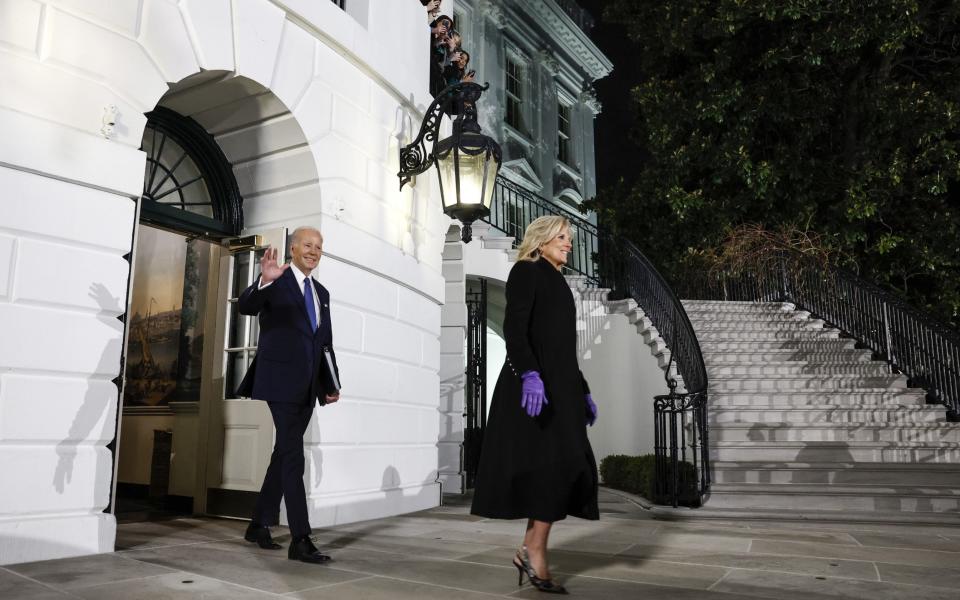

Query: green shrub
[{"left": 599, "top": 453, "right": 700, "bottom": 507}]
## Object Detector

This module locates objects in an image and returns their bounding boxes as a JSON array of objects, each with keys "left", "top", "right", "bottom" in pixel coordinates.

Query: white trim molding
[{"left": 525, "top": 0, "right": 613, "bottom": 81}]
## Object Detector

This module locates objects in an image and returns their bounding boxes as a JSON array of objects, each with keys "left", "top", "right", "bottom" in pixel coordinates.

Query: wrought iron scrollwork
[
  {"left": 464, "top": 279, "right": 488, "bottom": 488},
  {"left": 653, "top": 355, "right": 710, "bottom": 508},
  {"left": 398, "top": 82, "right": 491, "bottom": 190}
]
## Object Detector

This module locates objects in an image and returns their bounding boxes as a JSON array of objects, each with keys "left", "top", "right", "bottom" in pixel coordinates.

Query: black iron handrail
[
  {"left": 482, "top": 177, "right": 711, "bottom": 506},
  {"left": 489, "top": 177, "right": 600, "bottom": 284},
  {"left": 677, "top": 250, "right": 960, "bottom": 421},
  {"left": 486, "top": 177, "right": 707, "bottom": 393}
]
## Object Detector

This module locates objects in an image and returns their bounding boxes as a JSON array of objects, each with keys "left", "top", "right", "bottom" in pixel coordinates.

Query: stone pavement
[{"left": 4, "top": 489, "right": 960, "bottom": 599}]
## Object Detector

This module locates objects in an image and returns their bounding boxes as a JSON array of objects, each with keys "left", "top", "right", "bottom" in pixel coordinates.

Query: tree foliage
[{"left": 590, "top": 0, "right": 960, "bottom": 326}]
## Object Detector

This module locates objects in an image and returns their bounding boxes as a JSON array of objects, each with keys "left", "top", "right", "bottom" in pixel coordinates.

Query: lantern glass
[{"left": 435, "top": 138, "right": 500, "bottom": 217}]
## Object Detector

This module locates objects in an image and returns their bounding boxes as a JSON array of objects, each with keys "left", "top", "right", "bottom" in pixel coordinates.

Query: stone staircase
[
  {"left": 463, "top": 222, "right": 960, "bottom": 522},
  {"left": 683, "top": 299, "right": 960, "bottom": 522}
]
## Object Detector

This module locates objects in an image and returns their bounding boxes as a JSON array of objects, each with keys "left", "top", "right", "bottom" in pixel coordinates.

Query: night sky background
[{"left": 578, "top": 0, "right": 643, "bottom": 195}]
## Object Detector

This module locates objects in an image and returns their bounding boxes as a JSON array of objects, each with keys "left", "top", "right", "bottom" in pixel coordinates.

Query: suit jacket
[{"left": 235, "top": 267, "right": 341, "bottom": 404}]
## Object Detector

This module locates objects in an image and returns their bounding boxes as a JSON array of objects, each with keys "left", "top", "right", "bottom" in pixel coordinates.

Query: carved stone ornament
[
  {"left": 536, "top": 49, "right": 560, "bottom": 76},
  {"left": 580, "top": 86, "right": 602, "bottom": 114},
  {"left": 479, "top": 0, "right": 507, "bottom": 29}
]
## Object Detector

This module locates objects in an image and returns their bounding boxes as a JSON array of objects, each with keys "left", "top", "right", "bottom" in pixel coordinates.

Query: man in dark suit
[{"left": 236, "top": 226, "right": 341, "bottom": 564}]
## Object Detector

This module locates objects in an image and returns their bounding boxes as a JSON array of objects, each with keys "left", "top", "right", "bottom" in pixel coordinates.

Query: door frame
[
  {"left": 190, "top": 242, "right": 228, "bottom": 514},
  {"left": 198, "top": 228, "right": 286, "bottom": 518}
]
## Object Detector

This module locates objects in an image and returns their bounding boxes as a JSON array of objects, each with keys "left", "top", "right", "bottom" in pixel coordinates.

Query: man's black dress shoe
[
  {"left": 288, "top": 535, "right": 332, "bottom": 563},
  {"left": 244, "top": 523, "right": 282, "bottom": 550}
]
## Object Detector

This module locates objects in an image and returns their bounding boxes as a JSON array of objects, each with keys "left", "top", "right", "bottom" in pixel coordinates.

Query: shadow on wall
[
  {"left": 438, "top": 362, "right": 466, "bottom": 492},
  {"left": 53, "top": 283, "right": 123, "bottom": 506},
  {"left": 319, "top": 467, "right": 443, "bottom": 549},
  {"left": 571, "top": 288, "right": 668, "bottom": 463}
]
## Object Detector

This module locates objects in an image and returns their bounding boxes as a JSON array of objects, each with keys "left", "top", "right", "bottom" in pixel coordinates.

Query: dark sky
[{"left": 578, "top": 0, "right": 645, "bottom": 194}]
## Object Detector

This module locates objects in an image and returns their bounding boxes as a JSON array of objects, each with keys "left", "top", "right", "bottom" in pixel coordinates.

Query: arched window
[{"left": 139, "top": 107, "right": 243, "bottom": 238}]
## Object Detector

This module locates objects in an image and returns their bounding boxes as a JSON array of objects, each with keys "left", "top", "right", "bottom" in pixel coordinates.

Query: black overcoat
[{"left": 470, "top": 257, "right": 599, "bottom": 522}]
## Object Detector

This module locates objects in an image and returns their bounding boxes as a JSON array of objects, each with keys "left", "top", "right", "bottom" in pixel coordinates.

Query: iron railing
[
  {"left": 489, "top": 177, "right": 600, "bottom": 283},
  {"left": 598, "top": 233, "right": 710, "bottom": 507},
  {"left": 483, "top": 177, "right": 710, "bottom": 506},
  {"left": 464, "top": 279, "right": 488, "bottom": 488},
  {"left": 677, "top": 250, "right": 960, "bottom": 421}
]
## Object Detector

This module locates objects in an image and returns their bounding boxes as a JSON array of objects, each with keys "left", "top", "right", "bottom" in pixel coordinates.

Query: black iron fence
[
  {"left": 483, "top": 177, "right": 710, "bottom": 506},
  {"left": 677, "top": 251, "right": 960, "bottom": 421},
  {"left": 464, "top": 279, "right": 488, "bottom": 488},
  {"left": 489, "top": 177, "right": 600, "bottom": 282}
]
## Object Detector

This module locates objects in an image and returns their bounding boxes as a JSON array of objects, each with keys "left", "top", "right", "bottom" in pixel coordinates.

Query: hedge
[{"left": 599, "top": 453, "right": 701, "bottom": 507}]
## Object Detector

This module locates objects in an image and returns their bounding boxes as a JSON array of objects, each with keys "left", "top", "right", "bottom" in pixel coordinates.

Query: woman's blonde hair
[{"left": 515, "top": 215, "right": 572, "bottom": 262}]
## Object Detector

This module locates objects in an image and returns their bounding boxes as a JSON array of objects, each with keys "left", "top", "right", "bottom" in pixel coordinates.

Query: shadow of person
[
  {"left": 382, "top": 465, "right": 402, "bottom": 504},
  {"left": 53, "top": 283, "right": 124, "bottom": 505},
  {"left": 793, "top": 441, "right": 855, "bottom": 485},
  {"left": 319, "top": 465, "right": 406, "bottom": 550}
]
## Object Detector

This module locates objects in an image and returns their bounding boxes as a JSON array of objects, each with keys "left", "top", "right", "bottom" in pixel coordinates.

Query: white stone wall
[
  {"left": 0, "top": 164, "right": 134, "bottom": 565},
  {"left": 438, "top": 228, "right": 467, "bottom": 493},
  {"left": 572, "top": 293, "right": 666, "bottom": 464},
  {"left": 0, "top": 0, "right": 446, "bottom": 564}
]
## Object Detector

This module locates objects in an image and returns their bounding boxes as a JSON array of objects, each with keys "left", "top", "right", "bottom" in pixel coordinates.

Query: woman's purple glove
[
  {"left": 585, "top": 394, "right": 597, "bottom": 426},
  {"left": 520, "top": 371, "right": 548, "bottom": 417}
]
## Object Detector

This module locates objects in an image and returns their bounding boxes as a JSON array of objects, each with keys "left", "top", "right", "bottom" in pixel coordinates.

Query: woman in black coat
[{"left": 471, "top": 215, "right": 599, "bottom": 594}]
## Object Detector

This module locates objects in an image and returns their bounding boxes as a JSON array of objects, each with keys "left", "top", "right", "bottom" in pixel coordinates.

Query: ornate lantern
[{"left": 398, "top": 82, "right": 502, "bottom": 243}]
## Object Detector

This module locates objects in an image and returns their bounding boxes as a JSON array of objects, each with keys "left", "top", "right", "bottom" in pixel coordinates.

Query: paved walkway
[{"left": 4, "top": 489, "right": 960, "bottom": 599}]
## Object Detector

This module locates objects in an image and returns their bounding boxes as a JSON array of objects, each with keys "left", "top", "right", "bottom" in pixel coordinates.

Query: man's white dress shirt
[{"left": 258, "top": 264, "right": 321, "bottom": 326}]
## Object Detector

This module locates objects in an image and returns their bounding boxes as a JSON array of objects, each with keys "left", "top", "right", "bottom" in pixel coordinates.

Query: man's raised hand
[{"left": 259, "top": 246, "right": 289, "bottom": 285}]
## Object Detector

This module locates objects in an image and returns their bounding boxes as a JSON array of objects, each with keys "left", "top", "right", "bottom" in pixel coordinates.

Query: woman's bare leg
[{"left": 522, "top": 519, "right": 554, "bottom": 579}]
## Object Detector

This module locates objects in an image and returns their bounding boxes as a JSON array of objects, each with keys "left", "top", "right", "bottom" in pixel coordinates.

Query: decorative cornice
[
  {"left": 478, "top": 0, "right": 507, "bottom": 29},
  {"left": 536, "top": 48, "right": 560, "bottom": 77},
  {"left": 555, "top": 160, "right": 583, "bottom": 183},
  {"left": 579, "top": 86, "right": 602, "bottom": 114},
  {"left": 502, "top": 158, "right": 545, "bottom": 192},
  {"left": 523, "top": 0, "right": 613, "bottom": 81}
]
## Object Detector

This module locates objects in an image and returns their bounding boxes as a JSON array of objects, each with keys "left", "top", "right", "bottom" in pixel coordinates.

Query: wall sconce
[{"left": 398, "top": 82, "right": 502, "bottom": 243}]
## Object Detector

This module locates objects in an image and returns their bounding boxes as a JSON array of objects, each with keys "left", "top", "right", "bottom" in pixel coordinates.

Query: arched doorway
[{"left": 114, "top": 71, "right": 316, "bottom": 530}]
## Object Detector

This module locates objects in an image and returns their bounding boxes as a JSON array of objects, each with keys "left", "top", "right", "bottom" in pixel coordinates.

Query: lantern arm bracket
[{"left": 398, "top": 81, "right": 489, "bottom": 190}]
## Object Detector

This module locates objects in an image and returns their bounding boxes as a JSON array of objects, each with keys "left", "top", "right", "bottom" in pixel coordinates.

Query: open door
[{"left": 197, "top": 228, "right": 286, "bottom": 518}]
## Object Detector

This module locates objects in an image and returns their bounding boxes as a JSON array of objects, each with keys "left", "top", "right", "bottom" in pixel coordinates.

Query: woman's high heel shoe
[{"left": 512, "top": 546, "right": 568, "bottom": 594}]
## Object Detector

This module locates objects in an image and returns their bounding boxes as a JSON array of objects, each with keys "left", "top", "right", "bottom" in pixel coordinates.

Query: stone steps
[
  {"left": 697, "top": 330, "right": 841, "bottom": 342},
  {"left": 699, "top": 339, "right": 858, "bottom": 351},
  {"left": 694, "top": 321, "right": 829, "bottom": 332},
  {"left": 681, "top": 298, "right": 960, "bottom": 521},
  {"left": 710, "top": 406, "right": 944, "bottom": 425},
  {"left": 709, "top": 375, "right": 908, "bottom": 391},
  {"left": 607, "top": 296, "right": 959, "bottom": 521},
  {"left": 688, "top": 312, "right": 815, "bottom": 323},
  {"left": 652, "top": 504, "right": 960, "bottom": 525},
  {"left": 709, "top": 389, "right": 927, "bottom": 407},
  {"left": 683, "top": 300, "right": 790, "bottom": 309},
  {"left": 707, "top": 362, "right": 890, "bottom": 377},
  {"left": 707, "top": 483, "right": 960, "bottom": 512},
  {"left": 711, "top": 440, "right": 960, "bottom": 463},
  {"left": 704, "top": 349, "right": 874, "bottom": 363},
  {"left": 711, "top": 423, "right": 960, "bottom": 443},
  {"left": 711, "top": 461, "right": 960, "bottom": 487}
]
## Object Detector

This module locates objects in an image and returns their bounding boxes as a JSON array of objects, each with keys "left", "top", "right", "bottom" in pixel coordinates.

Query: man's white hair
[{"left": 290, "top": 226, "right": 322, "bottom": 247}]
